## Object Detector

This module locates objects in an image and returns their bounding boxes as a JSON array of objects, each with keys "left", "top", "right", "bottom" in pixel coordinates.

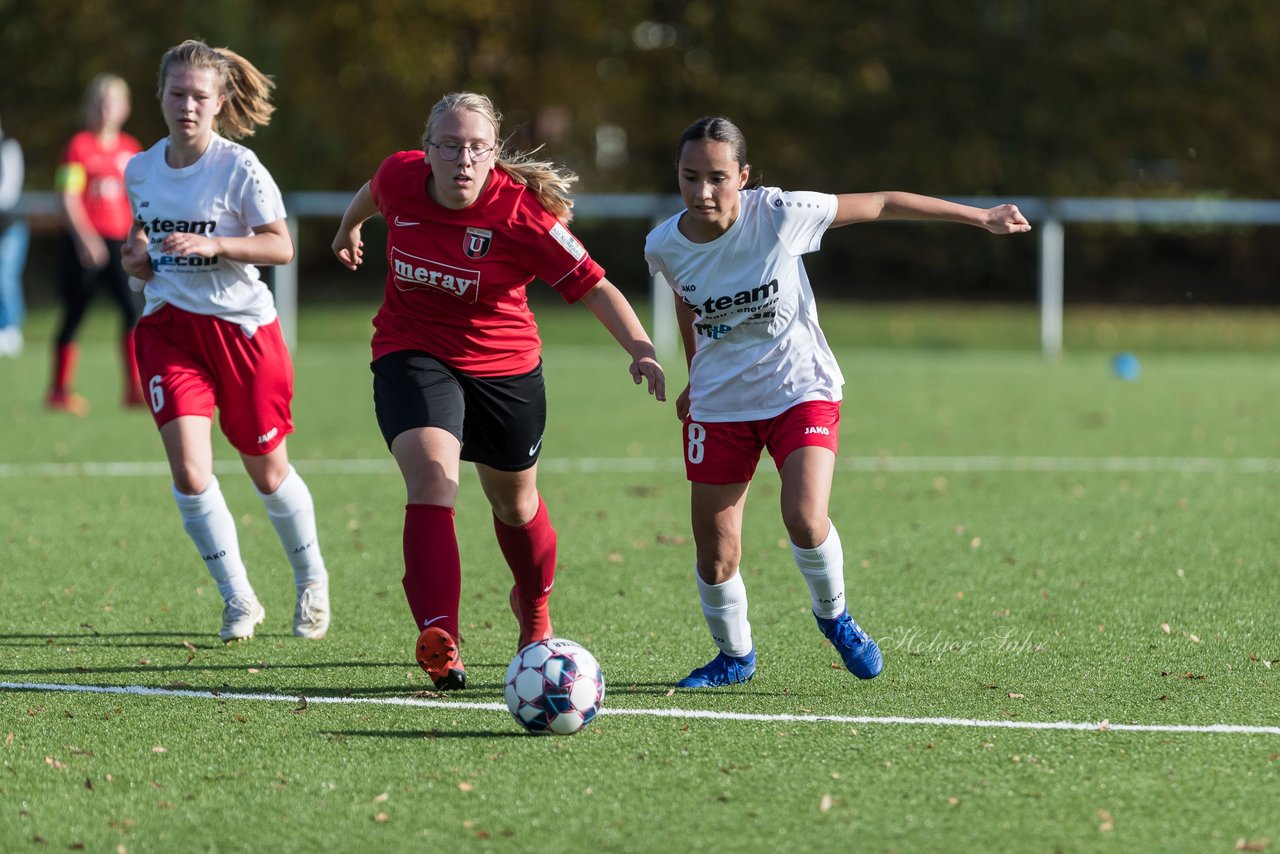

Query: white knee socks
[
  {"left": 255, "top": 465, "right": 328, "bottom": 593},
  {"left": 792, "top": 521, "right": 847, "bottom": 619},
  {"left": 696, "top": 569, "right": 753, "bottom": 657},
  {"left": 172, "top": 476, "right": 254, "bottom": 602}
]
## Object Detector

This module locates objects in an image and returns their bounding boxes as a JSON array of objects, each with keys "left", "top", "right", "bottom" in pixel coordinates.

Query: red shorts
[
  {"left": 682, "top": 400, "right": 841, "bottom": 484},
  {"left": 133, "top": 304, "right": 294, "bottom": 455}
]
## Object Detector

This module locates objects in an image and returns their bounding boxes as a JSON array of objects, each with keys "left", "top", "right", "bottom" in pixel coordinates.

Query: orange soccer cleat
[
  {"left": 415, "top": 626, "right": 466, "bottom": 690},
  {"left": 45, "top": 391, "right": 91, "bottom": 416}
]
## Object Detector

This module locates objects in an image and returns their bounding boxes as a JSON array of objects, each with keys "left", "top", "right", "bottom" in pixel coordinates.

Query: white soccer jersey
[
  {"left": 645, "top": 186, "right": 843, "bottom": 421},
  {"left": 125, "top": 133, "right": 286, "bottom": 329}
]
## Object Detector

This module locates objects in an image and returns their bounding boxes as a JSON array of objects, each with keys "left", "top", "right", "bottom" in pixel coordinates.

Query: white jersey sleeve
[{"left": 760, "top": 186, "right": 836, "bottom": 256}]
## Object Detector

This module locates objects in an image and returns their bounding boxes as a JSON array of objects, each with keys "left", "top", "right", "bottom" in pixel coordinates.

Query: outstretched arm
[
  {"left": 332, "top": 181, "right": 379, "bottom": 271},
  {"left": 579, "top": 278, "right": 666, "bottom": 401},
  {"left": 832, "top": 192, "right": 1031, "bottom": 234}
]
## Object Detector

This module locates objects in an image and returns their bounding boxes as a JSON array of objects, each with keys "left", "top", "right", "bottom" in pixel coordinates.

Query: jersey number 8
[{"left": 686, "top": 422, "right": 706, "bottom": 465}]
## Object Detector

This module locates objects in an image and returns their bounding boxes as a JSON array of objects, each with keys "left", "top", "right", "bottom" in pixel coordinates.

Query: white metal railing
[{"left": 17, "top": 192, "right": 1280, "bottom": 357}]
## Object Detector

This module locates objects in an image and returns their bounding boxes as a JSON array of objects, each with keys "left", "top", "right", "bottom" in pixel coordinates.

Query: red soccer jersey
[
  {"left": 57, "top": 130, "right": 141, "bottom": 240},
  {"left": 368, "top": 151, "right": 604, "bottom": 376}
]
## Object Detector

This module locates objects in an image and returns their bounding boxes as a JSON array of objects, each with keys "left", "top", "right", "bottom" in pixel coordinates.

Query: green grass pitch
[{"left": 2, "top": 302, "right": 1278, "bottom": 852}]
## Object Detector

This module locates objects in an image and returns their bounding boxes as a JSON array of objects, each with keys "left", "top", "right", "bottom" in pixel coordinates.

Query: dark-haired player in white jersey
[
  {"left": 332, "top": 92, "right": 665, "bottom": 690},
  {"left": 122, "top": 40, "right": 329, "bottom": 643},
  {"left": 646, "top": 116, "right": 1030, "bottom": 688}
]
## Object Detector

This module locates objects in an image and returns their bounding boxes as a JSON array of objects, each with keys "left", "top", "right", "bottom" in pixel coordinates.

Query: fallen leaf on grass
[
  {"left": 44, "top": 756, "right": 65, "bottom": 770},
  {"left": 372, "top": 792, "right": 389, "bottom": 804},
  {"left": 1098, "top": 720, "right": 1111, "bottom": 732},
  {"left": 1235, "top": 840, "right": 1268, "bottom": 852},
  {"left": 458, "top": 782, "right": 473, "bottom": 792},
  {"left": 152, "top": 746, "right": 167, "bottom": 754},
  {"left": 1161, "top": 623, "right": 1171, "bottom": 634},
  {"left": 181, "top": 641, "right": 197, "bottom": 652},
  {"left": 1097, "top": 809, "right": 1114, "bottom": 832},
  {"left": 819, "top": 794, "right": 833, "bottom": 813},
  {"left": 373, "top": 812, "right": 389, "bottom": 823},
  {"left": 1008, "top": 692, "right": 1024, "bottom": 699},
  {"left": 1189, "top": 633, "right": 1200, "bottom": 643}
]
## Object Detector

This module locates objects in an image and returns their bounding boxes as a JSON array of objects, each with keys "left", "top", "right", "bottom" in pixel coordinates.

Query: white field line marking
[
  {"left": 5, "top": 455, "right": 1280, "bottom": 479},
  {"left": 2, "top": 681, "right": 1278, "bottom": 736}
]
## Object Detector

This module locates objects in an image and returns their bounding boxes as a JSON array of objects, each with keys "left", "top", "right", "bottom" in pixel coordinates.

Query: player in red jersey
[
  {"left": 48, "top": 74, "right": 144, "bottom": 414},
  {"left": 332, "top": 91, "right": 666, "bottom": 690}
]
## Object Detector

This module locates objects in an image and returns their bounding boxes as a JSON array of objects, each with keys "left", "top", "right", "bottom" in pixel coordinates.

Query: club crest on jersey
[{"left": 463, "top": 227, "right": 493, "bottom": 259}]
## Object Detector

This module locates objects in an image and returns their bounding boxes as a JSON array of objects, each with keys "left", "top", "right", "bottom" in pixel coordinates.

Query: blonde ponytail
[
  {"left": 423, "top": 92, "right": 579, "bottom": 222},
  {"left": 157, "top": 39, "right": 275, "bottom": 139}
]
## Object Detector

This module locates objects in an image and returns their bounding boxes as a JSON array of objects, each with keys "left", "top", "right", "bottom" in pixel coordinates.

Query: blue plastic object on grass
[{"left": 1111, "top": 352, "right": 1141, "bottom": 381}]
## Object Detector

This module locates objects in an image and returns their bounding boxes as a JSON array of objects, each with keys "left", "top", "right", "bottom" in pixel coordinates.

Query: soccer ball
[{"left": 504, "top": 638, "right": 605, "bottom": 735}]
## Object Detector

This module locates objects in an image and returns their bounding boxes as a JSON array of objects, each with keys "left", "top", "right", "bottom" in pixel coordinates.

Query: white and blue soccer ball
[{"left": 504, "top": 638, "right": 605, "bottom": 735}]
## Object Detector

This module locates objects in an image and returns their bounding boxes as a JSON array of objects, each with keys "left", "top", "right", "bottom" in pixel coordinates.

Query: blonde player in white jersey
[
  {"left": 121, "top": 40, "right": 330, "bottom": 643},
  {"left": 646, "top": 116, "right": 1030, "bottom": 688}
]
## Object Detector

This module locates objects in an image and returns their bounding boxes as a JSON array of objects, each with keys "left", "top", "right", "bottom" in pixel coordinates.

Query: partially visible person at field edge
[
  {"left": 121, "top": 39, "right": 330, "bottom": 643},
  {"left": 0, "top": 112, "right": 28, "bottom": 358},
  {"left": 645, "top": 116, "right": 1031, "bottom": 688},
  {"left": 331, "top": 91, "right": 666, "bottom": 691},
  {"left": 49, "top": 74, "right": 144, "bottom": 412}
]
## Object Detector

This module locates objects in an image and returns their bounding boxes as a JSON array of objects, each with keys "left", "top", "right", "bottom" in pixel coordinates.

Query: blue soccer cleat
[
  {"left": 815, "top": 609, "right": 883, "bottom": 679},
  {"left": 675, "top": 648, "right": 757, "bottom": 688}
]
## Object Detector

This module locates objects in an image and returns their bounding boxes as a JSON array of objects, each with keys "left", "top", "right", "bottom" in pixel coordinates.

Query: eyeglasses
[{"left": 429, "top": 141, "right": 497, "bottom": 162}]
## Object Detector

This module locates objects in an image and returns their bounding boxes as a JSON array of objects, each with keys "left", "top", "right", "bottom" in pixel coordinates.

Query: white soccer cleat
[
  {"left": 292, "top": 582, "right": 330, "bottom": 640},
  {"left": 220, "top": 594, "right": 265, "bottom": 643}
]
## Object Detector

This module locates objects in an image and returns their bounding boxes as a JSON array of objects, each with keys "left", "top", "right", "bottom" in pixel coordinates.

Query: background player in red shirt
[
  {"left": 49, "top": 74, "right": 144, "bottom": 414},
  {"left": 332, "top": 91, "right": 666, "bottom": 690}
]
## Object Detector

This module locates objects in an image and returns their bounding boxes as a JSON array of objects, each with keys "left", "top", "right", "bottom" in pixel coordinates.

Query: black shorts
[{"left": 371, "top": 350, "right": 547, "bottom": 472}]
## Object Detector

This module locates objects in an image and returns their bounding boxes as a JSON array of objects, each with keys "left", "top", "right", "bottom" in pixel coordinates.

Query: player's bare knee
[
  {"left": 695, "top": 550, "right": 740, "bottom": 584},
  {"left": 782, "top": 512, "right": 827, "bottom": 550},
  {"left": 172, "top": 468, "right": 211, "bottom": 496},
  {"left": 490, "top": 493, "right": 539, "bottom": 527}
]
